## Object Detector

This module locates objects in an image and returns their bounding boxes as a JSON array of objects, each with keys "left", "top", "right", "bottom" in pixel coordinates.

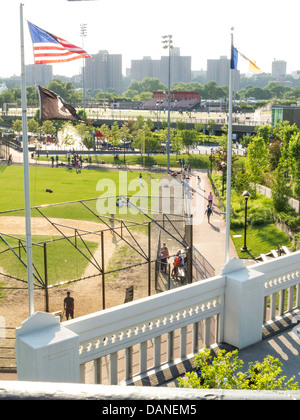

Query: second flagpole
[
  {"left": 224, "top": 28, "right": 234, "bottom": 265},
  {"left": 20, "top": 3, "right": 34, "bottom": 316}
]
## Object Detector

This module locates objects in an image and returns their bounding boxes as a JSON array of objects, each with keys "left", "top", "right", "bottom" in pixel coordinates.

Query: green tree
[
  {"left": 12, "top": 119, "right": 22, "bottom": 136},
  {"left": 110, "top": 121, "right": 121, "bottom": 149},
  {"left": 82, "top": 133, "right": 95, "bottom": 151},
  {"left": 181, "top": 129, "right": 197, "bottom": 154},
  {"left": 178, "top": 346, "right": 298, "bottom": 390},
  {"left": 246, "top": 135, "right": 269, "bottom": 192},
  {"left": 27, "top": 118, "right": 40, "bottom": 136},
  {"left": 41, "top": 120, "right": 56, "bottom": 137},
  {"left": 289, "top": 132, "right": 300, "bottom": 202},
  {"left": 271, "top": 162, "right": 292, "bottom": 212},
  {"left": 133, "top": 123, "right": 161, "bottom": 156}
]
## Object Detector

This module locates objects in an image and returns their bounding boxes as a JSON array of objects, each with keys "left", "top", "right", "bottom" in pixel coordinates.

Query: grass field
[
  {"left": 0, "top": 234, "right": 99, "bottom": 285},
  {"left": 231, "top": 225, "right": 290, "bottom": 259},
  {"left": 0, "top": 165, "right": 161, "bottom": 224}
]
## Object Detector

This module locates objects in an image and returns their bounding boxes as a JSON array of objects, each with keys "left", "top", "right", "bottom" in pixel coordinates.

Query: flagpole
[
  {"left": 225, "top": 28, "right": 234, "bottom": 264},
  {"left": 20, "top": 3, "right": 34, "bottom": 316}
]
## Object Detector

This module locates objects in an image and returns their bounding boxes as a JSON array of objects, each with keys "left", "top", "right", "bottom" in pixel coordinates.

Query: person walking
[
  {"left": 109, "top": 214, "right": 115, "bottom": 234},
  {"left": 205, "top": 204, "right": 213, "bottom": 223},
  {"left": 64, "top": 291, "right": 74, "bottom": 320},
  {"left": 197, "top": 175, "right": 201, "bottom": 188},
  {"left": 208, "top": 192, "right": 213, "bottom": 207},
  {"left": 139, "top": 173, "right": 143, "bottom": 186}
]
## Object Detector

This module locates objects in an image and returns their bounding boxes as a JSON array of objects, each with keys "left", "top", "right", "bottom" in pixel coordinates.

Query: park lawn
[
  {"left": 231, "top": 225, "right": 291, "bottom": 259},
  {"left": 0, "top": 234, "right": 98, "bottom": 286},
  {"left": 0, "top": 166, "right": 161, "bottom": 224}
]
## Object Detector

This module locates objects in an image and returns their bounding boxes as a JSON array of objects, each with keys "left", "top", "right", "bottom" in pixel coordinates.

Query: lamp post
[
  {"left": 241, "top": 190, "right": 251, "bottom": 252},
  {"left": 80, "top": 24, "right": 87, "bottom": 111},
  {"left": 162, "top": 35, "right": 173, "bottom": 172}
]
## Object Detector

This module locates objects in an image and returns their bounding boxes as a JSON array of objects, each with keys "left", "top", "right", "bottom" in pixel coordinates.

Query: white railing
[
  {"left": 15, "top": 252, "right": 300, "bottom": 385},
  {"left": 255, "top": 252, "right": 300, "bottom": 321},
  {"left": 66, "top": 275, "right": 225, "bottom": 385}
]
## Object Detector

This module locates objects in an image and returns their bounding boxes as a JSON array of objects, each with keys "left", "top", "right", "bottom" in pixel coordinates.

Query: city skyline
[{"left": 1, "top": 0, "right": 300, "bottom": 79}]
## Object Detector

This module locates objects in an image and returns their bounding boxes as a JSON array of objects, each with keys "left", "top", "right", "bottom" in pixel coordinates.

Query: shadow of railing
[{"left": 192, "top": 245, "right": 215, "bottom": 281}]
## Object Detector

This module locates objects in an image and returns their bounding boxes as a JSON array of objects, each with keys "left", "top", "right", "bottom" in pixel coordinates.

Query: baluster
[
  {"left": 279, "top": 289, "right": 286, "bottom": 315},
  {"left": 154, "top": 336, "right": 161, "bottom": 368},
  {"left": 180, "top": 326, "right": 187, "bottom": 359},
  {"left": 140, "top": 341, "right": 147, "bottom": 375},
  {"left": 93, "top": 358, "right": 101, "bottom": 384},
  {"left": 288, "top": 286, "right": 294, "bottom": 312},
  {"left": 110, "top": 352, "right": 118, "bottom": 385},
  {"left": 270, "top": 292, "right": 277, "bottom": 320},
  {"left": 192, "top": 322, "right": 199, "bottom": 354},
  {"left": 167, "top": 331, "right": 174, "bottom": 363},
  {"left": 296, "top": 284, "right": 300, "bottom": 308},
  {"left": 125, "top": 347, "right": 133, "bottom": 381},
  {"left": 204, "top": 317, "right": 211, "bottom": 347}
]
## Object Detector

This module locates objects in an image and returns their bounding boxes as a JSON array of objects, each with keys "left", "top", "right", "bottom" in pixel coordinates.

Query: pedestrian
[
  {"left": 64, "top": 291, "right": 74, "bottom": 320},
  {"left": 171, "top": 251, "right": 181, "bottom": 280},
  {"left": 159, "top": 243, "right": 169, "bottom": 273},
  {"left": 139, "top": 173, "right": 143, "bottom": 186},
  {"left": 208, "top": 192, "right": 213, "bottom": 206},
  {"left": 205, "top": 204, "right": 213, "bottom": 223},
  {"left": 197, "top": 176, "right": 201, "bottom": 188},
  {"left": 51, "top": 156, "right": 54, "bottom": 166},
  {"left": 109, "top": 214, "right": 115, "bottom": 233}
]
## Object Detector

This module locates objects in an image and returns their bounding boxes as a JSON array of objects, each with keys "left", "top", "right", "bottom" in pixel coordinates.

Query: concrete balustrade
[{"left": 15, "top": 252, "right": 300, "bottom": 385}]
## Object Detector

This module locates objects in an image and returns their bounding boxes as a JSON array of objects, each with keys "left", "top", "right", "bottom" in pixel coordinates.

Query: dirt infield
[{"left": 0, "top": 215, "right": 156, "bottom": 329}]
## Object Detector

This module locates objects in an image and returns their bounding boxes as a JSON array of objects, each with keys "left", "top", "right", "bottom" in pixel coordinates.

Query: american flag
[{"left": 27, "top": 21, "right": 91, "bottom": 65}]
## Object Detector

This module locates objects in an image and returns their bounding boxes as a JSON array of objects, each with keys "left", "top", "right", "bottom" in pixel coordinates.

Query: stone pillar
[
  {"left": 15, "top": 312, "right": 80, "bottom": 383},
  {"left": 222, "top": 258, "right": 266, "bottom": 350}
]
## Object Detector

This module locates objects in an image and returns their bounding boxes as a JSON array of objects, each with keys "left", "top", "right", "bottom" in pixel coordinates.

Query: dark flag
[{"left": 38, "top": 86, "right": 80, "bottom": 121}]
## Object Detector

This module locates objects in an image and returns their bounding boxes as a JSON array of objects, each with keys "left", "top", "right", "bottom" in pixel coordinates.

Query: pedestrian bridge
[{"left": 14, "top": 251, "right": 300, "bottom": 392}]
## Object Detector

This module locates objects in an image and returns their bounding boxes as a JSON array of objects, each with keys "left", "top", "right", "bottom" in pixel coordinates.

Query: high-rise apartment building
[
  {"left": 272, "top": 60, "right": 287, "bottom": 80},
  {"left": 130, "top": 48, "right": 191, "bottom": 85},
  {"left": 206, "top": 56, "right": 240, "bottom": 90},
  {"left": 26, "top": 64, "right": 53, "bottom": 86},
  {"left": 85, "top": 50, "right": 122, "bottom": 94}
]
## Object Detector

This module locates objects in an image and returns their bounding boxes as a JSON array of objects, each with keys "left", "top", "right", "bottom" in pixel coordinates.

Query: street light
[
  {"left": 80, "top": 23, "right": 87, "bottom": 111},
  {"left": 162, "top": 35, "right": 173, "bottom": 172},
  {"left": 241, "top": 190, "right": 251, "bottom": 252}
]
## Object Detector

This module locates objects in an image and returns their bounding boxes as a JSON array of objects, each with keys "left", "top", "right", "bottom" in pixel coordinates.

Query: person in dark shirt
[{"left": 64, "top": 291, "right": 74, "bottom": 320}]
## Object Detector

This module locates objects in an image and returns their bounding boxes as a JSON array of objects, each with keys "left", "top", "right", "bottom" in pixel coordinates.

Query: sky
[{"left": 1, "top": 0, "right": 300, "bottom": 79}]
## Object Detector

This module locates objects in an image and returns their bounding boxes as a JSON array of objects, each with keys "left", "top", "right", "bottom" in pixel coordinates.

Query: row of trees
[
  {"left": 11, "top": 110, "right": 217, "bottom": 156},
  {"left": 3, "top": 78, "right": 300, "bottom": 109},
  {"left": 238, "top": 121, "right": 300, "bottom": 212}
]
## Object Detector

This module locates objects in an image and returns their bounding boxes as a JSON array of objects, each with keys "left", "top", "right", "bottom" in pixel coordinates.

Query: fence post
[
  {"left": 44, "top": 242, "right": 49, "bottom": 313},
  {"left": 101, "top": 231, "right": 105, "bottom": 310}
]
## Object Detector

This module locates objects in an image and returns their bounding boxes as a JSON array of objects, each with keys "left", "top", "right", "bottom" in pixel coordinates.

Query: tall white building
[{"left": 272, "top": 60, "right": 287, "bottom": 80}]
